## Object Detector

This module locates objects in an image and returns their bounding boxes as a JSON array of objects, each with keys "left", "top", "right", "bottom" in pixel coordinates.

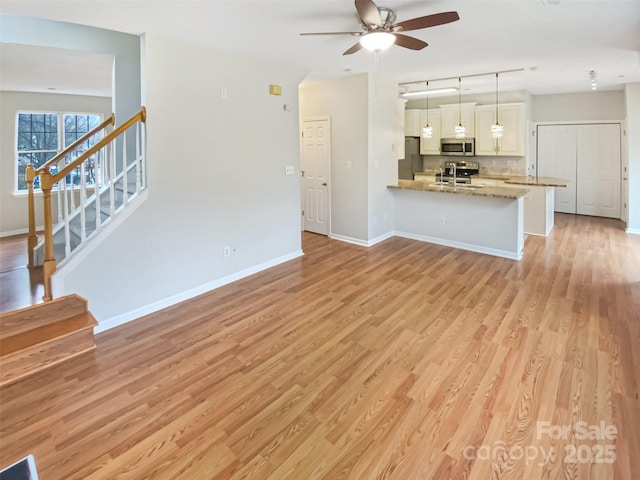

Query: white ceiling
[{"left": 1, "top": 0, "right": 639, "bottom": 97}]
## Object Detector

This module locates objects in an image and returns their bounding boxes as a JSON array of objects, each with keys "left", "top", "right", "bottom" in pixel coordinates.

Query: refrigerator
[{"left": 398, "top": 137, "right": 423, "bottom": 180}]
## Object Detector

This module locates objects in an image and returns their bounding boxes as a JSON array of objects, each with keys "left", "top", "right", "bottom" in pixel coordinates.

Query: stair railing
[
  {"left": 25, "top": 114, "right": 115, "bottom": 268},
  {"left": 35, "top": 107, "right": 147, "bottom": 301}
]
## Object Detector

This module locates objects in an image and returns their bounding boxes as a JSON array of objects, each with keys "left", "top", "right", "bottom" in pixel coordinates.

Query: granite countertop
[
  {"left": 472, "top": 174, "right": 567, "bottom": 187},
  {"left": 388, "top": 180, "right": 528, "bottom": 199},
  {"left": 503, "top": 176, "right": 568, "bottom": 187}
]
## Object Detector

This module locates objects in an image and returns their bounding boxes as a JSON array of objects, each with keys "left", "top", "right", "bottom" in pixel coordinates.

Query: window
[{"left": 16, "top": 112, "right": 102, "bottom": 191}]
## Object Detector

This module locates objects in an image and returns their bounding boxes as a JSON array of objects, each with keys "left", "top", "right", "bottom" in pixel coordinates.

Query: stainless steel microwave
[{"left": 441, "top": 138, "right": 475, "bottom": 156}]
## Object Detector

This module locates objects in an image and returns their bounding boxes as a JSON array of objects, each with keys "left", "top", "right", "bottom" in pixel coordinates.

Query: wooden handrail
[
  {"left": 36, "top": 113, "right": 115, "bottom": 174},
  {"left": 35, "top": 106, "right": 147, "bottom": 301},
  {"left": 51, "top": 107, "right": 146, "bottom": 184}
]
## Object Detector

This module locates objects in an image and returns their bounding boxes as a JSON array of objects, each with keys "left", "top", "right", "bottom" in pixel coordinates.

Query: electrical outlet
[
  {"left": 223, "top": 246, "right": 231, "bottom": 257},
  {"left": 507, "top": 160, "right": 517, "bottom": 167},
  {"left": 346, "top": 161, "right": 352, "bottom": 169},
  {"left": 220, "top": 87, "right": 228, "bottom": 98},
  {"left": 373, "top": 161, "right": 379, "bottom": 169},
  {"left": 440, "top": 217, "right": 445, "bottom": 225},
  {"left": 285, "top": 166, "right": 295, "bottom": 175},
  {"left": 373, "top": 216, "right": 377, "bottom": 225}
]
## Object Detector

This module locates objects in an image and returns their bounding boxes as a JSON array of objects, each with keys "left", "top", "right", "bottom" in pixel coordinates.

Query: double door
[{"left": 537, "top": 124, "right": 621, "bottom": 218}]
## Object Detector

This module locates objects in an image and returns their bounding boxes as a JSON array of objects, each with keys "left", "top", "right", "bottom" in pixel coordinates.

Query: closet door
[
  {"left": 576, "top": 124, "right": 621, "bottom": 218},
  {"left": 537, "top": 125, "right": 577, "bottom": 214}
]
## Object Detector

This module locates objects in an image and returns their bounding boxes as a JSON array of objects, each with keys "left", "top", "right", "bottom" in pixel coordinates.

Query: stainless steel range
[{"left": 435, "top": 160, "right": 479, "bottom": 185}]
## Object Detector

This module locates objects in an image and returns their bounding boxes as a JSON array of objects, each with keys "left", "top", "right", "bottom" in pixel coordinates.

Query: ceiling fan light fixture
[{"left": 359, "top": 31, "right": 396, "bottom": 52}]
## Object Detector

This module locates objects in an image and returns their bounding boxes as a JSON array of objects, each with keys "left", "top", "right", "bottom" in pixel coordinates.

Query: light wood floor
[
  {"left": 0, "top": 233, "right": 44, "bottom": 313},
  {"left": 1, "top": 214, "right": 639, "bottom": 479}
]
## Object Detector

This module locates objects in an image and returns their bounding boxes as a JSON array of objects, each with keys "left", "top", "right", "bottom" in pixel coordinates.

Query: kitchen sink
[{"left": 428, "top": 182, "right": 484, "bottom": 189}]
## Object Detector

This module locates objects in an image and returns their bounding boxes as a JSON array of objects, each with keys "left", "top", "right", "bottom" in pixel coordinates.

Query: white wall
[
  {"left": 368, "top": 75, "right": 398, "bottom": 241},
  {"left": 0, "top": 13, "right": 140, "bottom": 121},
  {"left": 299, "top": 75, "right": 369, "bottom": 241},
  {"left": 532, "top": 91, "right": 625, "bottom": 122},
  {"left": 625, "top": 83, "right": 640, "bottom": 232},
  {"left": 53, "top": 33, "right": 307, "bottom": 324},
  {"left": 0, "top": 91, "right": 112, "bottom": 235}
]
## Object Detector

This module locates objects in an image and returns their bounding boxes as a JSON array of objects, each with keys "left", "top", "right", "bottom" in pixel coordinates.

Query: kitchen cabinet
[
  {"left": 475, "top": 103, "right": 525, "bottom": 156},
  {"left": 440, "top": 103, "right": 476, "bottom": 139},
  {"left": 404, "top": 109, "right": 421, "bottom": 137},
  {"left": 419, "top": 109, "right": 442, "bottom": 155}
]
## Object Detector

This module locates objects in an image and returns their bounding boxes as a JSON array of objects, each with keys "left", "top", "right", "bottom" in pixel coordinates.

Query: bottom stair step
[{"left": 0, "top": 295, "right": 98, "bottom": 387}]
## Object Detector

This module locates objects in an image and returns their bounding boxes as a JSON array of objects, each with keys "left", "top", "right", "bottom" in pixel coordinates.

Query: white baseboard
[
  {"left": 95, "top": 249, "right": 304, "bottom": 334},
  {"left": 394, "top": 230, "right": 523, "bottom": 260},
  {"left": 0, "top": 226, "right": 44, "bottom": 238},
  {"left": 330, "top": 231, "right": 394, "bottom": 247},
  {"left": 626, "top": 227, "right": 640, "bottom": 234}
]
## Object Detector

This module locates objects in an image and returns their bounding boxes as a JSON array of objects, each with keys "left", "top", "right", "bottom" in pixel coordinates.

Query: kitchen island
[
  {"left": 471, "top": 175, "right": 568, "bottom": 236},
  {"left": 388, "top": 180, "right": 528, "bottom": 260}
]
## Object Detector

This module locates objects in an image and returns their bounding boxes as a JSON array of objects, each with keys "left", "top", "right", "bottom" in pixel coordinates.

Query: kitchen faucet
[{"left": 451, "top": 163, "right": 457, "bottom": 186}]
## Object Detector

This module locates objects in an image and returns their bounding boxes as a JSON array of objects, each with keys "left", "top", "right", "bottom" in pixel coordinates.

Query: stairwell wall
[{"left": 54, "top": 33, "right": 308, "bottom": 326}]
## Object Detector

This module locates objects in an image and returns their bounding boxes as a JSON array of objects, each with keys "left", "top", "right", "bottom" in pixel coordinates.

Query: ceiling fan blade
[
  {"left": 300, "top": 32, "right": 362, "bottom": 36},
  {"left": 343, "top": 42, "right": 363, "bottom": 55},
  {"left": 393, "top": 34, "right": 428, "bottom": 51},
  {"left": 394, "top": 11, "right": 460, "bottom": 32},
  {"left": 355, "top": 0, "right": 382, "bottom": 27}
]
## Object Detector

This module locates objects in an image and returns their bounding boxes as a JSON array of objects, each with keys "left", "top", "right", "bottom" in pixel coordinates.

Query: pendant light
[
  {"left": 422, "top": 81, "right": 433, "bottom": 139},
  {"left": 491, "top": 72, "right": 504, "bottom": 139},
  {"left": 454, "top": 77, "right": 466, "bottom": 138}
]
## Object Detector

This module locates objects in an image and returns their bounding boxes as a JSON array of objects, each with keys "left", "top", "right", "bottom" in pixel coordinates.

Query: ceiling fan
[{"left": 300, "top": 0, "right": 460, "bottom": 55}]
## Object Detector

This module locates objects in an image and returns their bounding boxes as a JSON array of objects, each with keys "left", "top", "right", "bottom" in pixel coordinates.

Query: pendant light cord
[
  {"left": 495, "top": 73, "right": 499, "bottom": 124},
  {"left": 458, "top": 77, "right": 462, "bottom": 126}
]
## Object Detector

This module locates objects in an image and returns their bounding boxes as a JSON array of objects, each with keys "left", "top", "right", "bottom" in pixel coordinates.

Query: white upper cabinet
[
  {"left": 440, "top": 103, "right": 476, "bottom": 139},
  {"left": 475, "top": 103, "right": 525, "bottom": 156},
  {"left": 404, "top": 109, "right": 421, "bottom": 137},
  {"left": 419, "top": 109, "right": 442, "bottom": 155}
]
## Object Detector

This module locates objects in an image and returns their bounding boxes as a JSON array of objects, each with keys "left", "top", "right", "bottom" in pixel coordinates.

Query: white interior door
[
  {"left": 301, "top": 119, "right": 330, "bottom": 235},
  {"left": 576, "top": 124, "right": 621, "bottom": 218},
  {"left": 537, "top": 125, "right": 577, "bottom": 213}
]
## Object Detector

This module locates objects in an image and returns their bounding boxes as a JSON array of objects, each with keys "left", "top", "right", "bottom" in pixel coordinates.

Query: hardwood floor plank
[{"left": 1, "top": 214, "right": 638, "bottom": 479}]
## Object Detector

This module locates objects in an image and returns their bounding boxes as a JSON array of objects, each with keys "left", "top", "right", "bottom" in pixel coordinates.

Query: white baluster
[
  {"left": 95, "top": 147, "right": 103, "bottom": 229},
  {"left": 80, "top": 161, "right": 87, "bottom": 242},
  {"left": 62, "top": 175, "right": 71, "bottom": 257},
  {"left": 69, "top": 158, "right": 76, "bottom": 211},
  {"left": 141, "top": 121, "right": 147, "bottom": 189},
  {"left": 122, "top": 131, "right": 129, "bottom": 206},
  {"left": 109, "top": 140, "right": 116, "bottom": 216},
  {"left": 135, "top": 122, "right": 141, "bottom": 195},
  {"left": 56, "top": 160, "right": 63, "bottom": 223}
]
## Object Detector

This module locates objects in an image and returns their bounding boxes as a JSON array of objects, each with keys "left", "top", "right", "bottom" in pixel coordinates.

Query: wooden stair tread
[
  {"left": 0, "top": 294, "right": 87, "bottom": 338},
  {"left": 0, "top": 312, "right": 97, "bottom": 358},
  {"left": 0, "top": 294, "right": 97, "bottom": 388}
]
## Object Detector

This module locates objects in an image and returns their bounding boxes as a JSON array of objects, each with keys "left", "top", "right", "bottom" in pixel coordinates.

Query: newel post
[
  {"left": 25, "top": 163, "right": 38, "bottom": 268},
  {"left": 40, "top": 168, "right": 57, "bottom": 301}
]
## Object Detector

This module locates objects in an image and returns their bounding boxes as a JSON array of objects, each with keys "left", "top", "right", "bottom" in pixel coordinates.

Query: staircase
[
  {"left": 33, "top": 175, "right": 138, "bottom": 266},
  {"left": 27, "top": 107, "right": 146, "bottom": 299},
  {"left": 0, "top": 295, "right": 97, "bottom": 387}
]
